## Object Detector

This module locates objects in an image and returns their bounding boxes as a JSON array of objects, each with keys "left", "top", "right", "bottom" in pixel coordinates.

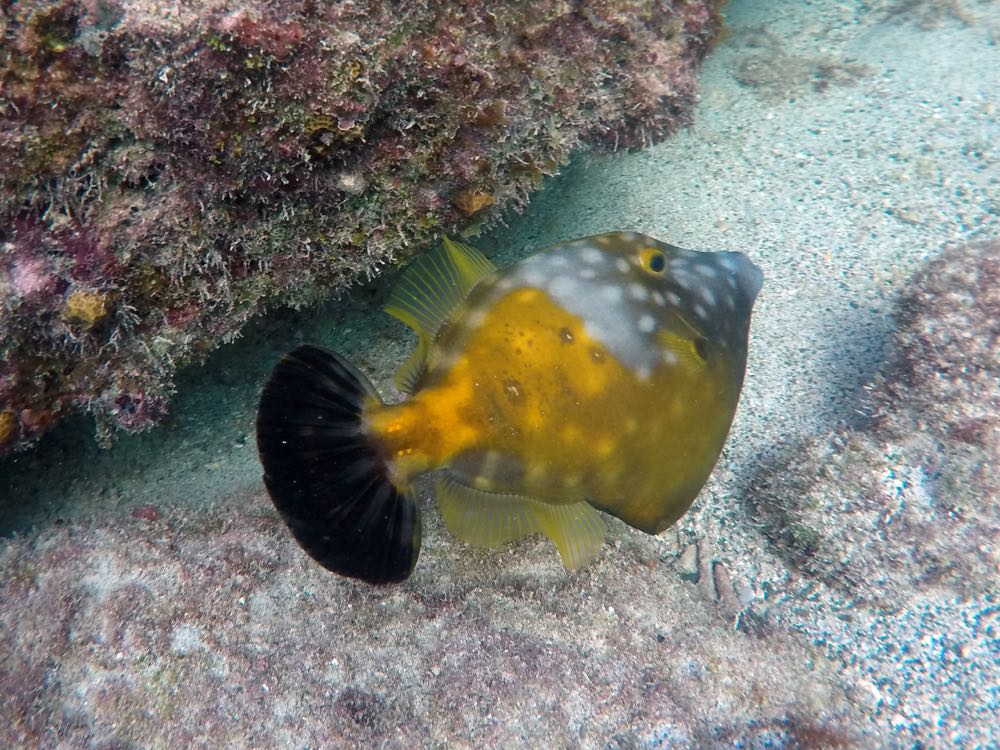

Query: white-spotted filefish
[{"left": 256, "top": 232, "right": 763, "bottom": 583}]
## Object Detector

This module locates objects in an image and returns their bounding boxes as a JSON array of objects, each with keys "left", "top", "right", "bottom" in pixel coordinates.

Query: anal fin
[
  {"left": 436, "top": 473, "right": 606, "bottom": 571},
  {"left": 534, "top": 501, "right": 607, "bottom": 571}
]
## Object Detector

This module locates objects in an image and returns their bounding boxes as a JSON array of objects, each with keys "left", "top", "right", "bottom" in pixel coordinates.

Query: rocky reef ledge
[{"left": 0, "top": 0, "right": 723, "bottom": 454}]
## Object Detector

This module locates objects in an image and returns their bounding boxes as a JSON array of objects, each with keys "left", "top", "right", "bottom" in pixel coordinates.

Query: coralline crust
[
  {"left": 0, "top": 495, "right": 856, "bottom": 749},
  {"left": 0, "top": 0, "right": 725, "bottom": 454},
  {"left": 751, "top": 239, "right": 1000, "bottom": 607}
]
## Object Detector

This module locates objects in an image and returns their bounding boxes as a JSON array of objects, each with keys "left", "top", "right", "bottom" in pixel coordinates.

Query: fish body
[{"left": 256, "top": 232, "right": 763, "bottom": 583}]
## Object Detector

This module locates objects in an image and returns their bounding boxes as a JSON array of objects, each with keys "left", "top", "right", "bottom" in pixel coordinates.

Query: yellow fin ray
[
  {"left": 384, "top": 237, "right": 496, "bottom": 338},
  {"left": 437, "top": 473, "right": 541, "bottom": 547},
  {"left": 533, "top": 501, "right": 607, "bottom": 571},
  {"left": 436, "top": 473, "right": 606, "bottom": 570},
  {"left": 657, "top": 311, "right": 708, "bottom": 376},
  {"left": 658, "top": 329, "right": 706, "bottom": 376}
]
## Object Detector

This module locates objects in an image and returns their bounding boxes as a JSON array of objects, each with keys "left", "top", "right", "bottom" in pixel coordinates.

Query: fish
[{"left": 256, "top": 231, "right": 763, "bottom": 584}]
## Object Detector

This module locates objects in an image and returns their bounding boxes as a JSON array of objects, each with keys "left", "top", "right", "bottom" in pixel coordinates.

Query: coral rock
[
  {"left": 0, "top": 0, "right": 725, "bottom": 454},
  {"left": 0, "top": 496, "right": 856, "bottom": 748},
  {"left": 752, "top": 240, "right": 1000, "bottom": 607}
]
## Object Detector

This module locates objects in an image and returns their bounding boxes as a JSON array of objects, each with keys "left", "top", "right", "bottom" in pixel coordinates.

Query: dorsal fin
[
  {"left": 384, "top": 237, "right": 496, "bottom": 393},
  {"left": 384, "top": 237, "right": 496, "bottom": 338}
]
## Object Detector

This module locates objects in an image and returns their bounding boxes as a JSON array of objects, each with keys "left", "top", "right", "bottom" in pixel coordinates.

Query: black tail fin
[{"left": 255, "top": 345, "right": 421, "bottom": 584}]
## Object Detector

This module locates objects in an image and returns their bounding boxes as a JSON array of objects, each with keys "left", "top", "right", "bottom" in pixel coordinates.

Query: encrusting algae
[
  {"left": 62, "top": 290, "right": 109, "bottom": 331},
  {"left": 256, "top": 233, "right": 763, "bottom": 583},
  {"left": 0, "top": 0, "right": 726, "bottom": 456},
  {"left": 0, "top": 411, "right": 16, "bottom": 448}
]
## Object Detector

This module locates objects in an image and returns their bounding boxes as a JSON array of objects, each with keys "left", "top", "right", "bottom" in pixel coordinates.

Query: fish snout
[{"left": 720, "top": 251, "right": 764, "bottom": 302}]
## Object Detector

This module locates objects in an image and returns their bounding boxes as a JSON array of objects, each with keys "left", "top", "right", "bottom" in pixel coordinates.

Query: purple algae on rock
[{"left": 0, "top": 0, "right": 725, "bottom": 454}]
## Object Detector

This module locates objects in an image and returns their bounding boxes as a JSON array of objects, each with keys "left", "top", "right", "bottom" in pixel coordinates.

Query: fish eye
[{"left": 639, "top": 247, "right": 666, "bottom": 275}]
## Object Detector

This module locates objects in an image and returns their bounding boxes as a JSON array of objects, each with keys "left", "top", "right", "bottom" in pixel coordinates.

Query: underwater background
[{"left": 2, "top": 0, "right": 998, "bottom": 747}]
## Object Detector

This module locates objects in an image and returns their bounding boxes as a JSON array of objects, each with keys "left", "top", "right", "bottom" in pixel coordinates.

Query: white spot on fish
[
  {"left": 481, "top": 450, "right": 502, "bottom": 479},
  {"left": 694, "top": 303, "right": 708, "bottom": 320},
  {"left": 662, "top": 349, "right": 678, "bottom": 366},
  {"left": 635, "top": 365, "right": 652, "bottom": 380},
  {"left": 699, "top": 287, "right": 716, "bottom": 306},
  {"left": 696, "top": 265, "right": 718, "bottom": 278},
  {"left": 652, "top": 291, "right": 666, "bottom": 306},
  {"left": 629, "top": 283, "right": 648, "bottom": 301},
  {"left": 666, "top": 292, "right": 682, "bottom": 306},
  {"left": 669, "top": 259, "right": 689, "bottom": 274},
  {"left": 581, "top": 247, "right": 603, "bottom": 264},
  {"left": 579, "top": 267, "right": 597, "bottom": 280},
  {"left": 615, "top": 258, "right": 630, "bottom": 274},
  {"left": 524, "top": 269, "right": 546, "bottom": 287},
  {"left": 527, "top": 462, "right": 548, "bottom": 481},
  {"left": 637, "top": 314, "right": 656, "bottom": 333},
  {"left": 601, "top": 285, "right": 623, "bottom": 303},
  {"left": 549, "top": 276, "right": 578, "bottom": 299},
  {"left": 465, "top": 308, "right": 488, "bottom": 328},
  {"left": 718, "top": 254, "right": 742, "bottom": 272},
  {"left": 585, "top": 323, "right": 607, "bottom": 343},
  {"left": 672, "top": 272, "right": 694, "bottom": 291}
]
